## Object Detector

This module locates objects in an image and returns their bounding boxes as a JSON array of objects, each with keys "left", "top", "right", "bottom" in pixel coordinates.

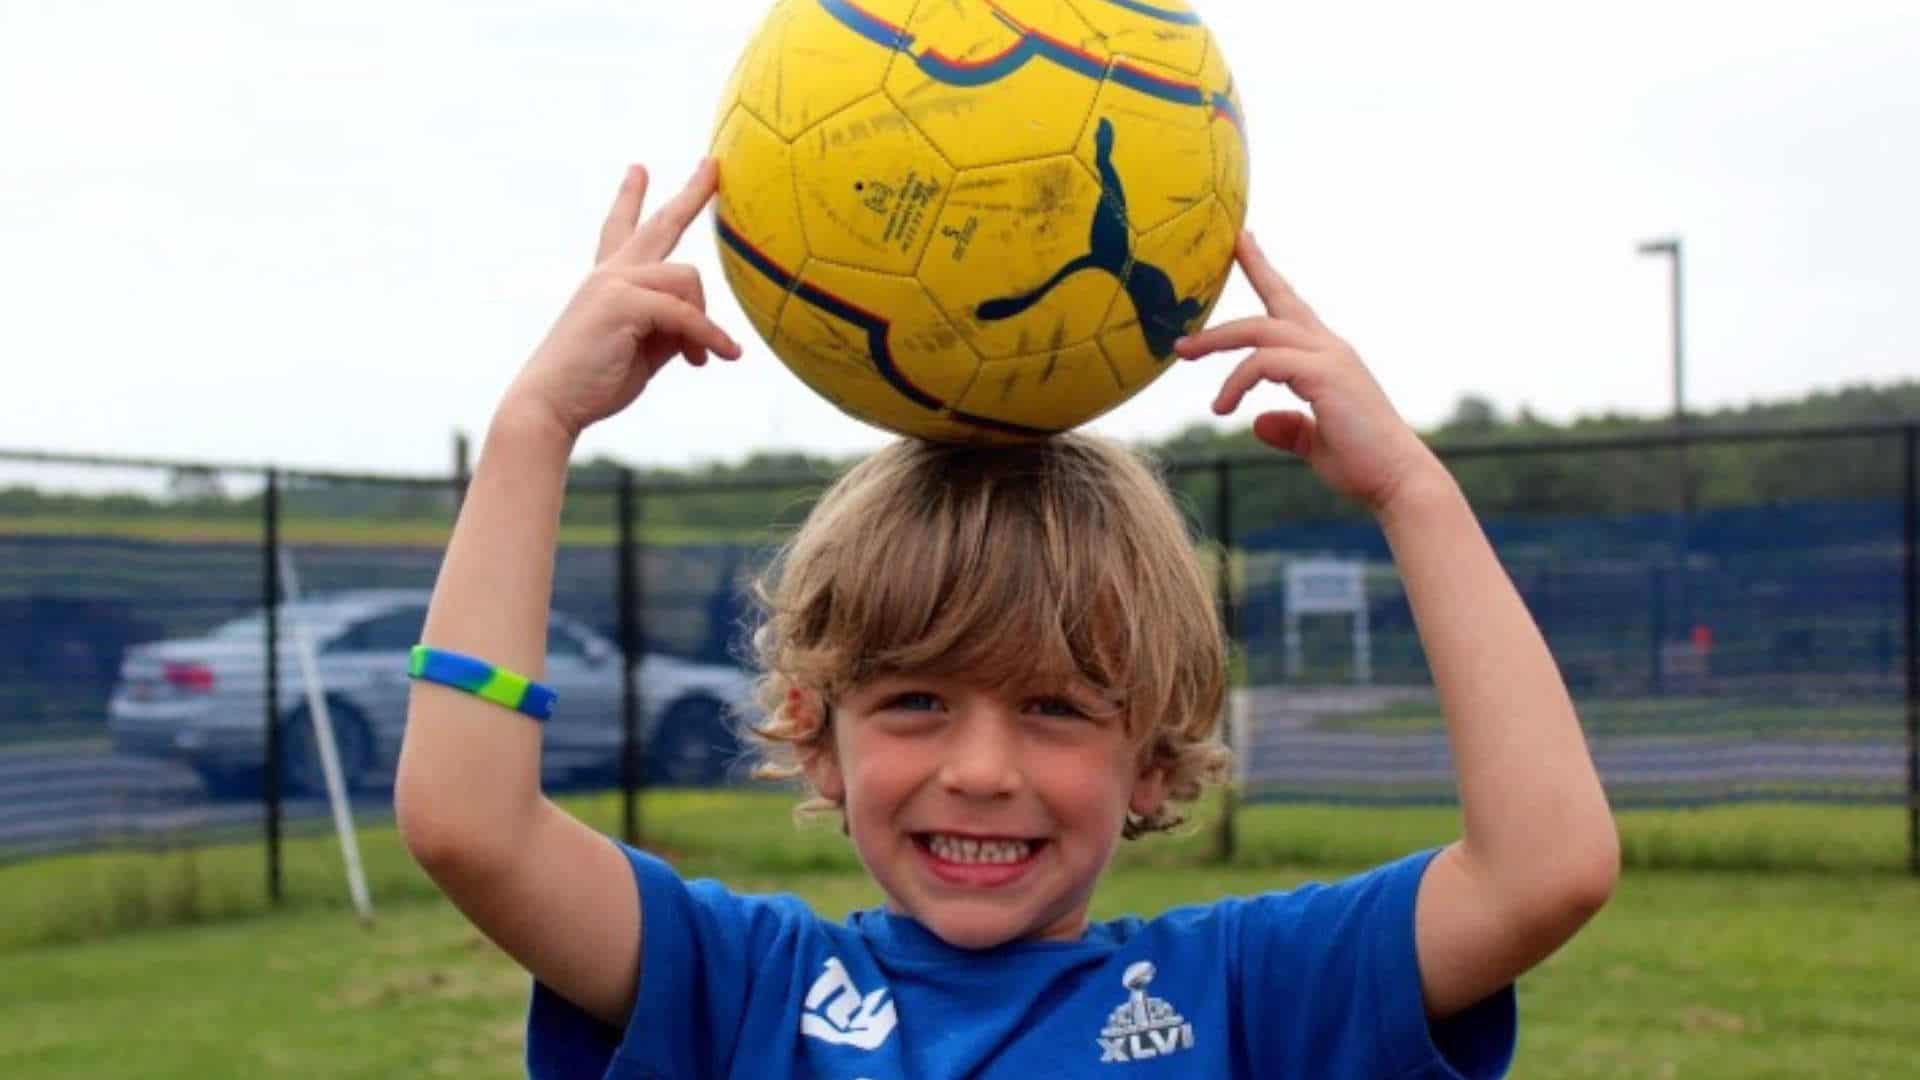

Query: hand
[
  {"left": 1174, "top": 232, "right": 1445, "bottom": 514},
  {"left": 505, "top": 159, "right": 743, "bottom": 441}
]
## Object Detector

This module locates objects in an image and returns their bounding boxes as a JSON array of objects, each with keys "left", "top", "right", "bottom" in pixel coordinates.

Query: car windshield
[{"left": 208, "top": 603, "right": 353, "bottom": 640}]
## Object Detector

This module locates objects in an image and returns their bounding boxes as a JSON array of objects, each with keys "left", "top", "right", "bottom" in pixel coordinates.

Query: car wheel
[
  {"left": 648, "top": 696, "right": 734, "bottom": 787},
  {"left": 280, "top": 701, "right": 374, "bottom": 795}
]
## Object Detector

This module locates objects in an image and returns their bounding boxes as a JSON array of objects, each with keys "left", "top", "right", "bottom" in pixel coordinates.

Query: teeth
[{"left": 927, "top": 833, "right": 1033, "bottom": 865}]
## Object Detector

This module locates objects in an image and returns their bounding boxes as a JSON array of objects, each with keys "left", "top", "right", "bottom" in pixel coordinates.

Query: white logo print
[
  {"left": 801, "top": 957, "right": 898, "bottom": 1051},
  {"left": 1097, "top": 961, "right": 1195, "bottom": 1064}
]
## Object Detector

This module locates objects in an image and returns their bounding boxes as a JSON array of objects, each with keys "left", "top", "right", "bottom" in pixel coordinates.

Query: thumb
[{"left": 1252, "top": 410, "right": 1315, "bottom": 457}]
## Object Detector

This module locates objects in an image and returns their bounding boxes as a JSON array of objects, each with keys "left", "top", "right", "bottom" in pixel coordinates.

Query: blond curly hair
[{"left": 743, "top": 433, "right": 1229, "bottom": 839}]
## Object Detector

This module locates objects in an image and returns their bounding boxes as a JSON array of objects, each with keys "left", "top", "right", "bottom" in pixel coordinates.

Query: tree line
[{"left": 4, "top": 381, "right": 1915, "bottom": 537}]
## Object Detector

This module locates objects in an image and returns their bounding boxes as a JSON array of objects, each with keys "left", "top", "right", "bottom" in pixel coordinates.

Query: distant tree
[{"left": 166, "top": 466, "right": 226, "bottom": 503}]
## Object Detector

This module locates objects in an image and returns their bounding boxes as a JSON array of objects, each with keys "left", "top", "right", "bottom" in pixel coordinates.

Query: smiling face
[
  {"left": 806, "top": 674, "right": 1166, "bottom": 948},
  {"left": 747, "top": 436, "right": 1230, "bottom": 946}
]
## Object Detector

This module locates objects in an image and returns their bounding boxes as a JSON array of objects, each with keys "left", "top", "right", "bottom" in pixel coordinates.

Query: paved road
[
  {"left": 0, "top": 744, "right": 365, "bottom": 861},
  {"left": 1231, "top": 686, "right": 1904, "bottom": 800},
  {"left": 3, "top": 688, "right": 1906, "bottom": 858}
]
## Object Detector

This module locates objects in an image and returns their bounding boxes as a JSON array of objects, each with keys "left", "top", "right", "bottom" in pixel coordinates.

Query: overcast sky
[{"left": 3, "top": 0, "right": 1915, "bottom": 479}]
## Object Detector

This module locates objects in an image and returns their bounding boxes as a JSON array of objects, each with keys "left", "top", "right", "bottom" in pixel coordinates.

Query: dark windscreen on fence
[
  {"left": 1230, "top": 432, "right": 1906, "bottom": 808},
  {"left": 1, "top": 425, "right": 1914, "bottom": 873}
]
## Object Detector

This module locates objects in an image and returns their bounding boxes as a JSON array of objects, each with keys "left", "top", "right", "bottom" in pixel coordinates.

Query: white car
[{"left": 108, "top": 589, "right": 758, "bottom": 796}]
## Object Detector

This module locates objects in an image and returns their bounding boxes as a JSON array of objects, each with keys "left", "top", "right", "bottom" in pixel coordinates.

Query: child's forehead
[{"left": 849, "top": 663, "right": 1097, "bottom": 695}]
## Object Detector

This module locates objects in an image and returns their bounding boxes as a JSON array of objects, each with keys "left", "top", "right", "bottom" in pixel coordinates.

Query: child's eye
[
  {"left": 884, "top": 691, "right": 942, "bottom": 712},
  {"left": 1028, "top": 696, "right": 1088, "bottom": 719}
]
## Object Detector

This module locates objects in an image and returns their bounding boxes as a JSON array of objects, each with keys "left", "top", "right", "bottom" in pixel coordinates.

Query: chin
[{"left": 922, "top": 914, "right": 1029, "bottom": 951}]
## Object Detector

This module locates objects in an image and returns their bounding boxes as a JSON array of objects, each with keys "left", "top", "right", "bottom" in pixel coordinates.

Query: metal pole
[
  {"left": 262, "top": 469, "right": 282, "bottom": 905},
  {"left": 1904, "top": 424, "right": 1917, "bottom": 877},
  {"left": 617, "top": 469, "right": 643, "bottom": 847},
  {"left": 1670, "top": 241, "right": 1685, "bottom": 423},
  {"left": 452, "top": 430, "right": 471, "bottom": 514},
  {"left": 1637, "top": 236, "right": 1685, "bottom": 423},
  {"left": 1213, "top": 459, "right": 1238, "bottom": 863}
]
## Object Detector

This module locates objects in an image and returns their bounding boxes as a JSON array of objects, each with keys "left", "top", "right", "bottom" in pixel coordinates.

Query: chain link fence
[{"left": 2, "top": 420, "right": 1914, "bottom": 890}]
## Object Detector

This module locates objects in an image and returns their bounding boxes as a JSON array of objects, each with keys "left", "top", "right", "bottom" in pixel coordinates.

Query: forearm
[
  {"left": 395, "top": 399, "right": 574, "bottom": 863},
  {"left": 1378, "top": 470, "right": 1618, "bottom": 903}
]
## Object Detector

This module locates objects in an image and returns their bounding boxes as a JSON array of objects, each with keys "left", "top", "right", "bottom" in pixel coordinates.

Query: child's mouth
[{"left": 912, "top": 832, "right": 1047, "bottom": 888}]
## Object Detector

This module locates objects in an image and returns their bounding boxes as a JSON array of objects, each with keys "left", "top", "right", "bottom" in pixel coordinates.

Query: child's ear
[
  {"left": 1128, "top": 759, "right": 1169, "bottom": 821},
  {"left": 790, "top": 689, "right": 846, "bottom": 804}
]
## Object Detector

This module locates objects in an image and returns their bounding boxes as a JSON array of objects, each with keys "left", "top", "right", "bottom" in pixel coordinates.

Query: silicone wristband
[{"left": 408, "top": 645, "right": 557, "bottom": 723}]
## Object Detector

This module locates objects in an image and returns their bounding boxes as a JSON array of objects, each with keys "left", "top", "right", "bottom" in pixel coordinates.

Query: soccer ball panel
[
  {"left": 772, "top": 259, "right": 985, "bottom": 441},
  {"left": 1099, "top": 195, "right": 1234, "bottom": 390},
  {"left": 1075, "top": 56, "right": 1215, "bottom": 234},
  {"left": 952, "top": 340, "right": 1120, "bottom": 432},
  {"left": 794, "top": 93, "right": 956, "bottom": 276},
  {"left": 1059, "top": 0, "right": 1208, "bottom": 76},
  {"left": 732, "top": 0, "right": 913, "bottom": 140},
  {"left": 712, "top": 107, "right": 806, "bottom": 347},
  {"left": 884, "top": 0, "right": 1109, "bottom": 169},
  {"left": 1201, "top": 37, "right": 1250, "bottom": 224},
  {"left": 919, "top": 155, "right": 1122, "bottom": 361}
]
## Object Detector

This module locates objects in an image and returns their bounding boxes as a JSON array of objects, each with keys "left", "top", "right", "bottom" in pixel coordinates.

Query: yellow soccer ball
[{"left": 709, "top": 0, "right": 1249, "bottom": 443}]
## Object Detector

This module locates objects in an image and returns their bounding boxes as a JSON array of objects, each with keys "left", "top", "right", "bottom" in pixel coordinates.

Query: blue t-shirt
[{"left": 527, "top": 844, "right": 1516, "bottom": 1079}]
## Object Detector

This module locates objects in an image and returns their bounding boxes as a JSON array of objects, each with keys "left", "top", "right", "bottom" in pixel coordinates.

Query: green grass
[
  {"left": 3, "top": 849, "right": 1916, "bottom": 1078},
  {"left": 1, "top": 794, "right": 1914, "bottom": 1077},
  {"left": 3, "top": 794, "right": 1909, "bottom": 954},
  {"left": 1316, "top": 696, "right": 1905, "bottom": 739}
]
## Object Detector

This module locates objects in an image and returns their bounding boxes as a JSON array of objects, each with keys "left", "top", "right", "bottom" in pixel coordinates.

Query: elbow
[
  {"left": 395, "top": 778, "right": 521, "bottom": 882},
  {"left": 1534, "top": 825, "right": 1622, "bottom": 930}
]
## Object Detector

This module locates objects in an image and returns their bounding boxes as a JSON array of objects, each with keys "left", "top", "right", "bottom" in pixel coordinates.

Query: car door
[
  {"left": 317, "top": 604, "right": 428, "bottom": 764},
  {"left": 540, "top": 618, "right": 625, "bottom": 776}
]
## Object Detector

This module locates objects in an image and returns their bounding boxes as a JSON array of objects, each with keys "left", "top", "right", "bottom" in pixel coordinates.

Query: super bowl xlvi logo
[
  {"left": 1097, "top": 962, "right": 1195, "bottom": 1065},
  {"left": 801, "top": 957, "right": 898, "bottom": 1051}
]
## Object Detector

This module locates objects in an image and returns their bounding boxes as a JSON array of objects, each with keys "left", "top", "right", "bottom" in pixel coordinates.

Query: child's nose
[{"left": 937, "top": 715, "right": 1023, "bottom": 799}]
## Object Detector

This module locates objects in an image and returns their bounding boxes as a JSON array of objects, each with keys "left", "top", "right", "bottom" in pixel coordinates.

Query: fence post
[
  {"left": 1214, "top": 459, "right": 1239, "bottom": 863},
  {"left": 452, "top": 430, "right": 471, "bottom": 513},
  {"left": 262, "top": 468, "right": 282, "bottom": 905},
  {"left": 1904, "top": 424, "right": 1917, "bottom": 877},
  {"left": 618, "top": 469, "right": 643, "bottom": 847}
]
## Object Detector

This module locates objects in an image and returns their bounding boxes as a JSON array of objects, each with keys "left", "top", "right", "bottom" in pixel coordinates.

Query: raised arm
[
  {"left": 1175, "top": 233, "right": 1619, "bottom": 1019},
  {"left": 394, "top": 159, "right": 741, "bottom": 1027}
]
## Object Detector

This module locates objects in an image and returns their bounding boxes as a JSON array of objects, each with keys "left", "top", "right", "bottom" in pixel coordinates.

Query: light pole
[
  {"left": 1638, "top": 236, "right": 1693, "bottom": 674},
  {"left": 1637, "top": 236, "right": 1684, "bottom": 422}
]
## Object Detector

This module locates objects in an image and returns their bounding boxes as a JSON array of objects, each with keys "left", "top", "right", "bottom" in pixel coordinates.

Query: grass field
[{"left": 3, "top": 793, "right": 1917, "bottom": 1078}]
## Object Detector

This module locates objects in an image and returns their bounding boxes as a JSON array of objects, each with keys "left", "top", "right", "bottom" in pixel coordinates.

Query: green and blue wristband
[{"left": 407, "top": 645, "right": 557, "bottom": 723}]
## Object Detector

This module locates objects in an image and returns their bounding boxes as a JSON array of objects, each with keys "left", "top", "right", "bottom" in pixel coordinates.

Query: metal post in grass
[
  {"left": 1213, "top": 458, "right": 1239, "bottom": 863},
  {"left": 617, "top": 468, "right": 644, "bottom": 848},
  {"left": 1904, "top": 424, "right": 1918, "bottom": 877},
  {"left": 451, "top": 429, "right": 471, "bottom": 514},
  {"left": 262, "top": 468, "right": 283, "bottom": 905}
]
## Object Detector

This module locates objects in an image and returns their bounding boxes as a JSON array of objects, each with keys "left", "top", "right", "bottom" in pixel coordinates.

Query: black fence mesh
[{"left": 1, "top": 425, "right": 1914, "bottom": 876}]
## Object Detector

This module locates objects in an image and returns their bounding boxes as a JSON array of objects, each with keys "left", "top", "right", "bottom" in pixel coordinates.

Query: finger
[
  {"left": 1252, "top": 410, "right": 1316, "bottom": 457},
  {"left": 622, "top": 158, "right": 720, "bottom": 264},
  {"left": 597, "top": 165, "right": 650, "bottom": 266},
  {"left": 609, "top": 263, "right": 713, "bottom": 367},
  {"left": 1174, "top": 315, "right": 1318, "bottom": 360},
  {"left": 609, "top": 262, "right": 705, "bottom": 311},
  {"left": 1211, "top": 347, "right": 1318, "bottom": 416},
  {"left": 1238, "top": 231, "right": 1325, "bottom": 329},
  {"left": 626, "top": 288, "right": 742, "bottom": 361}
]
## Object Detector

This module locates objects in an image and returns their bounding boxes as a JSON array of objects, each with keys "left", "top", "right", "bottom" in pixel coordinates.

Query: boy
[{"left": 396, "top": 159, "right": 1619, "bottom": 1078}]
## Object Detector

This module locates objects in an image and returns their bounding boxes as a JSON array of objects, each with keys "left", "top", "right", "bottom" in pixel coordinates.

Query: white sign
[{"left": 1285, "top": 559, "right": 1366, "bottom": 616}]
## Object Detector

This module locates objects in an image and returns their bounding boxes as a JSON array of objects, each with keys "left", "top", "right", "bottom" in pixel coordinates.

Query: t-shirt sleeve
[
  {"left": 1227, "top": 848, "right": 1517, "bottom": 1079},
  {"left": 525, "top": 840, "right": 813, "bottom": 1079}
]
